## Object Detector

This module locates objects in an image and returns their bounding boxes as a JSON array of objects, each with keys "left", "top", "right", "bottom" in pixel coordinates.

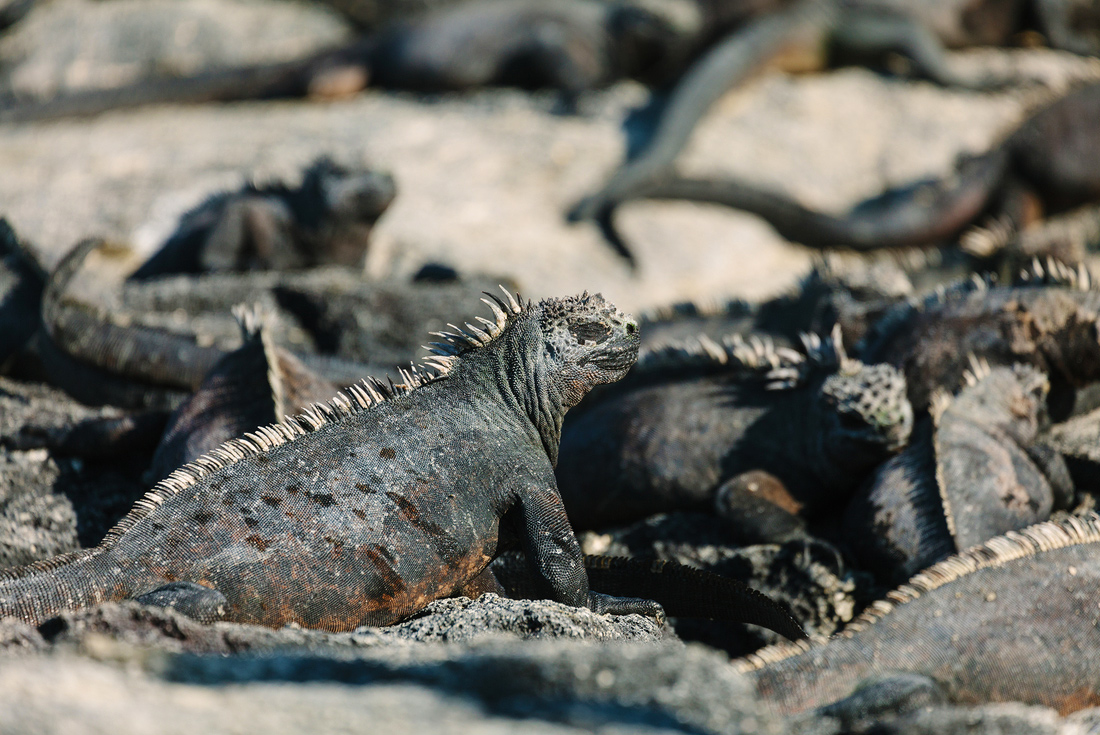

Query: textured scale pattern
[{"left": 0, "top": 289, "right": 646, "bottom": 630}]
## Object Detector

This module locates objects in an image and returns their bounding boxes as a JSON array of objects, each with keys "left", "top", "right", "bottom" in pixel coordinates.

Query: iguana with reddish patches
[
  {"left": 0, "top": 289, "right": 664, "bottom": 630},
  {"left": 736, "top": 513, "right": 1100, "bottom": 716}
]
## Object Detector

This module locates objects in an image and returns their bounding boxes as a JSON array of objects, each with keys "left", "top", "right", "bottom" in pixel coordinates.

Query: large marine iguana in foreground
[
  {"left": 0, "top": 289, "right": 667, "bottom": 629},
  {"left": 737, "top": 513, "right": 1100, "bottom": 716}
]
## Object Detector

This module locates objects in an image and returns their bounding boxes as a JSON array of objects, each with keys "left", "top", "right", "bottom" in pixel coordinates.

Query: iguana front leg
[{"left": 516, "top": 481, "right": 662, "bottom": 618}]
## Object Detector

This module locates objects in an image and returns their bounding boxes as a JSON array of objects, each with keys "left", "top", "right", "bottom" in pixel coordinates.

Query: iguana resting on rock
[
  {"left": 0, "top": 289, "right": 670, "bottom": 629},
  {"left": 0, "top": 0, "right": 697, "bottom": 122},
  {"left": 130, "top": 302, "right": 805, "bottom": 639},
  {"left": 555, "top": 326, "right": 913, "bottom": 529},
  {"left": 573, "top": 58, "right": 1100, "bottom": 265},
  {"left": 39, "top": 239, "right": 388, "bottom": 408},
  {"left": 145, "top": 305, "right": 339, "bottom": 484},
  {"left": 843, "top": 361, "right": 1073, "bottom": 584},
  {"left": 638, "top": 254, "right": 914, "bottom": 354},
  {"left": 128, "top": 157, "right": 396, "bottom": 280},
  {"left": 858, "top": 263, "right": 1100, "bottom": 415},
  {"left": 737, "top": 513, "right": 1100, "bottom": 716}
]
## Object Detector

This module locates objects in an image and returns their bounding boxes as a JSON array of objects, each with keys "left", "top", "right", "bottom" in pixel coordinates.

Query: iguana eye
[{"left": 569, "top": 320, "right": 611, "bottom": 344}]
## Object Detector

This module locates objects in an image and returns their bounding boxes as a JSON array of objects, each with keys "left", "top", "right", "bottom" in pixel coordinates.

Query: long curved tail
[{"left": 0, "top": 548, "right": 129, "bottom": 626}]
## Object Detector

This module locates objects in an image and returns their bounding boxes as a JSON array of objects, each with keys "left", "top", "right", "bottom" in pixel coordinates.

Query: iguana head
[
  {"left": 815, "top": 361, "right": 913, "bottom": 473},
  {"left": 536, "top": 291, "right": 640, "bottom": 402},
  {"left": 295, "top": 157, "right": 397, "bottom": 267}
]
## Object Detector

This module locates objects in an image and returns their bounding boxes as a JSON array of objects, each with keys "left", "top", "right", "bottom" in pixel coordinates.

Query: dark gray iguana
[
  {"left": 573, "top": 59, "right": 1100, "bottom": 265},
  {"left": 0, "top": 218, "right": 46, "bottom": 367},
  {"left": 555, "top": 325, "right": 913, "bottom": 529},
  {"left": 858, "top": 263, "right": 1100, "bottom": 415},
  {"left": 843, "top": 360, "right": 1073, "bottom": 585},
  {"left": 129, "top": 300, "right": 806, "bottom": 639},
  {"left": 145, "top": 304, "right": 340, "bottom": 484},
  {"left": 0, "top": 289, "right": 670, "bottom": 629},
  {"left": 637, "top": 253, "right": 914, "bottom": 355},
  {"left": 736, "top": 513, "right": 1100, "bottom": 716},
  {"left": 38, "top": 238, "right": 387, "bottom": 408},
  {"left": 128, "top": 157, "right": 396, "bottom": 280}
]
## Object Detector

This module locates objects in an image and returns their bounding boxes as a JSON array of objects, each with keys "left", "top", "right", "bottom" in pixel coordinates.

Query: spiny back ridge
[
  {"left": 633, "top": 323, "right": 850, "bottom": 391},
  {"left": 734, "top": 512, "right": 1100, "bottom": 672},
  {"left": 0, "top": 287, "right": 531, "bottom": 578}
]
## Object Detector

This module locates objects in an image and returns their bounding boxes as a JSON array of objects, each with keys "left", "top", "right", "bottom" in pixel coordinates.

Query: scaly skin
[
  {"left": 146, "top": 305, "right": 339, "bottom": 483},
  {"left": 843, "top": 363, "right": 1072, "bottom": 584},
  {"left": 555, "top": 328, "right": 912, "bottom": 529},
  {"left": 859, "top": 272, "right": 1100, "bottom": 414},
  {"left": 0, "top": 290, "right": 655, "bottom": 630},
  {"left": 738, "top": 514, "right": 1100, "bottom": 717}
]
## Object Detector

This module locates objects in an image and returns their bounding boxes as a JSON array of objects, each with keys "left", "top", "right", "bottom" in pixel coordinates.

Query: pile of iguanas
[
  {"left": 5, "top": 0, "right": 1100, "bottom": 727},
  {"left": 3, "top": 204, "right": 1100, "bottom": 714}
]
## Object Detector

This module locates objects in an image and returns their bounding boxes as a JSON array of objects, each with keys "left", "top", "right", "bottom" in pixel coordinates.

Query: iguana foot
[
  {"left": 586, "top": 591, "right": 665, "bottom": 623},
  {"left": 815, "top": 673, "right": 947, "bottom": 726},
  {"left": 133, "top": 582, "right": 228, "bottom": 624}
]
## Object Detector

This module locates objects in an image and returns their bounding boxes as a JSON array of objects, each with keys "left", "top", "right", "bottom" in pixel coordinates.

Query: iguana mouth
[{"left": 587, "top": 338, "right": 640, "bottom": 373}]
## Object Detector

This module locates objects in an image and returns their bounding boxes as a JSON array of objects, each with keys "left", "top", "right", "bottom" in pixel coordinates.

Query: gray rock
[
  {"left": 357, "top": 593, "right": 667, "bottom": 644},
  {"left": 1065, "top": 707, "right": 1100, "bottom": 734},
  {"left": 37, "top": 593, "right": 666, "bottom": 654},
  {"left": 0, "top": 648, "right": 732, "bottom": 735},
  {"left": 0, "top": 377, "right": 148, "bottom": 560},
  {"left": 581, "top": 513, "right": 871, "bottom": 649},
  {"left": 0, "top": 0, "right": 352, "bottom": 101},
  {"left": 0, "top": 448, "right": 80, "bottom": 567},
  {"left": 859, "top": 703, "right": 1070, "bottom": 735},
  {"left": 165, "top": 640, "right": 776, "bottom": 735}
]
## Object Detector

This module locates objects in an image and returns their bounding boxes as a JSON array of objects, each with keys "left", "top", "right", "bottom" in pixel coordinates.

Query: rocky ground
[{"left": 4, "top": 2, "right": 1100, "bottom": 731}]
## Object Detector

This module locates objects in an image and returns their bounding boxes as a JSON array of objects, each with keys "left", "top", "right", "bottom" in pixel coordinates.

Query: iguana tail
[{"left": 0, "top": 548, "right": 144, "bottom": 626}]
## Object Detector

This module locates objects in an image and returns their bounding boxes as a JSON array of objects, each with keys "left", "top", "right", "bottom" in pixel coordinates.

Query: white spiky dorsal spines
[
  {"left": 632, "top": 324, "right": 851, "bottom": 391},
  {"left": 734, "top": 512, "right": 1100, "bottom": 673},
  {"left": 423, "top": 285, "right": 526, "bottom": 366},
  {"left": 1015, "top": 256, "right": 1095, "bottom": 291},
  {"left": 90, "top": 289, "right": 536, "bottom": 558},
  {"left": 230, "top": 301, "right": 289, "bottom": 419}
]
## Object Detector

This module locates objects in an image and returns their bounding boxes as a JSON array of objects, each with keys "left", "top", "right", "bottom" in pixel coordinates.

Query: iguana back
[{"left": 0, "top": 290, "right": 650, "bottom": 630}]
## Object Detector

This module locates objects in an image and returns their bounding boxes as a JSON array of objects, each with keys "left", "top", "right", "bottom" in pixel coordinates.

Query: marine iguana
[
  {"left": 637, "top": 254, "right": 913, "bottom": 353},
  {"left": 145, "top": 305, "right": 339, "bottom": 484},
  {"left": 130, "top": 305, "right": 808, "bottom": 640},
  {"left": 555, "top": 326, "right": 913, "bottom": 529},
  {"left": 0, "top": 289, "right": 670, "bottom": 629},
  {"left": 128, "top": 157, "right": 396, "bottom": 280},
  {"left": 843, "top": 361, "right": 1073, "bottom": 584},
  {"left": 858, "top": 262, "right": 1100, "bottom": 415},
  {"left": 578, "top": 80, "right": 1100, "bottom": 264},
  {"left": 736, "top": 513, "right": 1100, "bottom": 716},
  {"left": 0, "top": 0, "right": 696, "bottom": 122},
  {"left": 0, "top": 218, "right": 46, "bottom": 367},
  {"left": 39, "top": 239, "right": 387, "bottom": 408}
]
